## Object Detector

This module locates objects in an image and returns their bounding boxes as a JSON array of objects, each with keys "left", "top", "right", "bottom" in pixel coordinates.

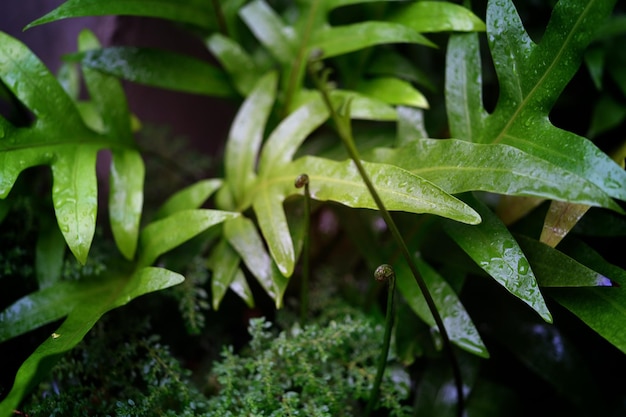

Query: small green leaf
[
  {"left": 258, "top": 97, "right": 329, "bottom": 176},
  {"left": 26, "top": 0, "right": 216, "bottom": 30},
  {"left": 239, "top": 0, "right": 296, "bottom": 64},
  {"left": 396, "top": 257, "right": 488, "bottom": 358},
  {"left": 312, "top": 22, "right": 435, "bottom": 59},
  {"left": 51, "top": 147, "right": 98, "bottom": 265},
  {"left": 516, "top": 235, "right": 615, "bottom": 288},
  {"left": 206, "top": 33, "right": 261, "bottom": 96},
  {"left": 72, "top": 47, "right": 236, "bottom": 97},
  {"left": 154, "top": 179, "right": 223, "bottom": 220},
  {"left": 388, "top": 1, "right": 486, "bottom": 33},
  {"left": 223, "top": 217, "right": 289, "bottom": 307},
  {"left": 230, "top": 269, "right": 255, "bottom": 308},
  {"left": 138, "top": 209, "right": 239, "bottom": 267},
  {"left": 35, "top": 218, "right": 66, "bottom": 289},
  {"left": 0, "top": 267, "right": 183, "bottom": 415},
  {"left": 207, "top": 238, "right": 241, "bottom": 310},
  {"left": 443, "top": 194, "right": 551, "bottom": 322},
  {"left": 109, "top": 150, "right": 145, "bottom": 260},
  {"left": 252, "top": 188, "right": 294, "bottom": 277},
  {"left": 356, "top": 77, "right": 429, "bottom": 108},
  {"left": 224, "top": 72, "right": 277, "bottom": 208},
  {"left": 78, "top": 30, "right": 132, "bottom": 140}
]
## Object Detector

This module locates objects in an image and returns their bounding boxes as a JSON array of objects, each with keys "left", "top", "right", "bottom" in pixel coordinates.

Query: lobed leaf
[
  {"left": 0, "top": 267, "right": 183, "bottom": 416},
  {"left": 443, "top": 194, "right": 551, "bottom": 322},
  {"left": 445, "top": 0, "right": 626, "bottom": 205}
]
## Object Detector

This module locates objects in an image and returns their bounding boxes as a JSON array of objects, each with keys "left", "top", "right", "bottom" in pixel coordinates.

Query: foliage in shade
[{"left": 1, "top": 0, "right": 626, "bottom": 415}]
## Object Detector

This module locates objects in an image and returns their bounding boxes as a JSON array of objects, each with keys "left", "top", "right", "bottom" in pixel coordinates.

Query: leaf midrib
[{"left": 492, "top": 0, "right": 593, "bottom": 144}]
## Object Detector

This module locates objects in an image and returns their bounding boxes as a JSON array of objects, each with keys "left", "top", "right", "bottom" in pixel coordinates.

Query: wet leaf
[
  {"left": 27, "top": 0, "right": 216, "bottom": 30},
  {"left": 445, "top": 0, "right": 626, "bottom": 206},
  {"left": 207, "top": 238, "right": 241, "bottom": 310},
  {"left": 224, "top": 72, "right": 277, "bottom": 208},
  {"left": 396, "top": 257, "right": 488, "bottom": 358},
  {"left": 443, "top": 194, "right": 551, "bottom": 323},
  {"left": 388, "top": 1, "right": 486, "bottom": 33},
  {"left": 356, "top": 77, "right": 429, "bottom": 109},
  {"left": 223, "top": 216, "right": 289, "bottom": 307},
  {"left": 516, "top": 235, "right": 615, "bottom": 287},
  {"left": 138, "top": 209, "right": 239, "bottom": 267},
  {"left": 370, "top": 138, "right": 623, "bottom": 213},
  {"left": 71, "top": 47, "right": 236, "bottom": 97},
  {"left": 154, "top": 179, "right": 223, "bottom": 220},
  {"left": 0, "top": 267, "right": 183, "bottom": 415}
]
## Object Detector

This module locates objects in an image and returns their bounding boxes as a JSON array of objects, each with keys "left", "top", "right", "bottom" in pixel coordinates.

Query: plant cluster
[{"left": 1, "top": 0, "right": 626, "bottom": 416}]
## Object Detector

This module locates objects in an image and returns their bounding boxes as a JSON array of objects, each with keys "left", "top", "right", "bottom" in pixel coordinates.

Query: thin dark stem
[
  {"left": 295, "top": 174, "right": 311, "bottom": 322},
  {"left": 366, "top": 265, "right": 396, "bottom": 416},
  {"left": 210, "top": 0, "right": 229, "bottom": 36},
  {"left": 309, "top": 64, "right": 465, "bottom": 417}
]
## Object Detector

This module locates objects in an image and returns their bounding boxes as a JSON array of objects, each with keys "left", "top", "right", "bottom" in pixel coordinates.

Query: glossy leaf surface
[
  {"left": 396, "top": 257, "right": 488, "bottom": 358},
  {"left": 388, "top": 1, "right": 486, "bottom": 33},
  {"left": 0, "top": 267, "right": 183, "bottom": 416},
  {"left": 224, "top": 72, "right": 277, "bottom": 208},
  {"left": 370, "top": 138, "right": 623, "bottom": 212},
  {"left": 223, "top": 217, "right": 289, "bottom": 307},
  {"left": 138, "top": 209, "right": 239, "bottom": 267},
  {"left": 154, "top": 179, "right": 222, "bottom": 220},
  {"left": 443, "top": 194, "right": 551, "bottom": 322},
  {"left": 27, "top": 0, "right": 216, "bottom": 30},
  {"left": 207, "top": 238, "right": 242, "bottom": 310},
  {"left": 0, "top": 32, "right": 143, "bottom": 264},
  {"left": 516, "top": 235, "right": 615, "bottom": 287},
  {"left": 73, "top": 47, "right": 236, "bottom": 97},
  {"left": 445, "top": 0, "right": 626, "bottom": 205}
]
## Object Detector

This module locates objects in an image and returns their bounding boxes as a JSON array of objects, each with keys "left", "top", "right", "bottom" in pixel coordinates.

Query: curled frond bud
[
  {"left": 295, "top": 173, "right": 309, "bottom": 188},
  {"left": 374, "top": 264, "right": 395, "bottom": 282}
]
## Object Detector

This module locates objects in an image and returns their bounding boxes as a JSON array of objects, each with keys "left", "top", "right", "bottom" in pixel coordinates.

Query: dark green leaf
[
  {"left": 370, "top": 138, "right": 623, "bottom": 212},
  {"left": 444, "top": 194, "right": 551, "bottom": 322},
  {"left": 516, "top": 234, "right": 615, "bottom": 287},
  {"left": 446, "top": 0, "right": 626, "bottom": 203},
  {"left": 26, "top": 0, "right": 216, "bottom": 30},
  {"left": 73, "top": 47, "right": 236, "bottom": 97},
  {"left": 0, "top": 267, "right": 183, "bottom": 415},
  {"left": 396, "top": 257, "right": 488, "bottom": 357}
]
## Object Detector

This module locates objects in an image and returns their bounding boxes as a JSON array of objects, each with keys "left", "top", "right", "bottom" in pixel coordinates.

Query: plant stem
[
  {"left": 366, "top": 264, "right": 396, "bottom": 416},
  {"left": 210, "top": 0, "right": 229, "bottom": 36},
  {"left": 295, "top": 174, "right": 311, "bottom": 322},
  {"left": 309, "top": 64, "right": 465, "bottom": 417}
]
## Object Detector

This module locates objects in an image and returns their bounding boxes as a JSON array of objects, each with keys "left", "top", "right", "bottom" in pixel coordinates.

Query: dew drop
[{"left": 517, "top": 258, "right": 530, "bottom": 275}]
